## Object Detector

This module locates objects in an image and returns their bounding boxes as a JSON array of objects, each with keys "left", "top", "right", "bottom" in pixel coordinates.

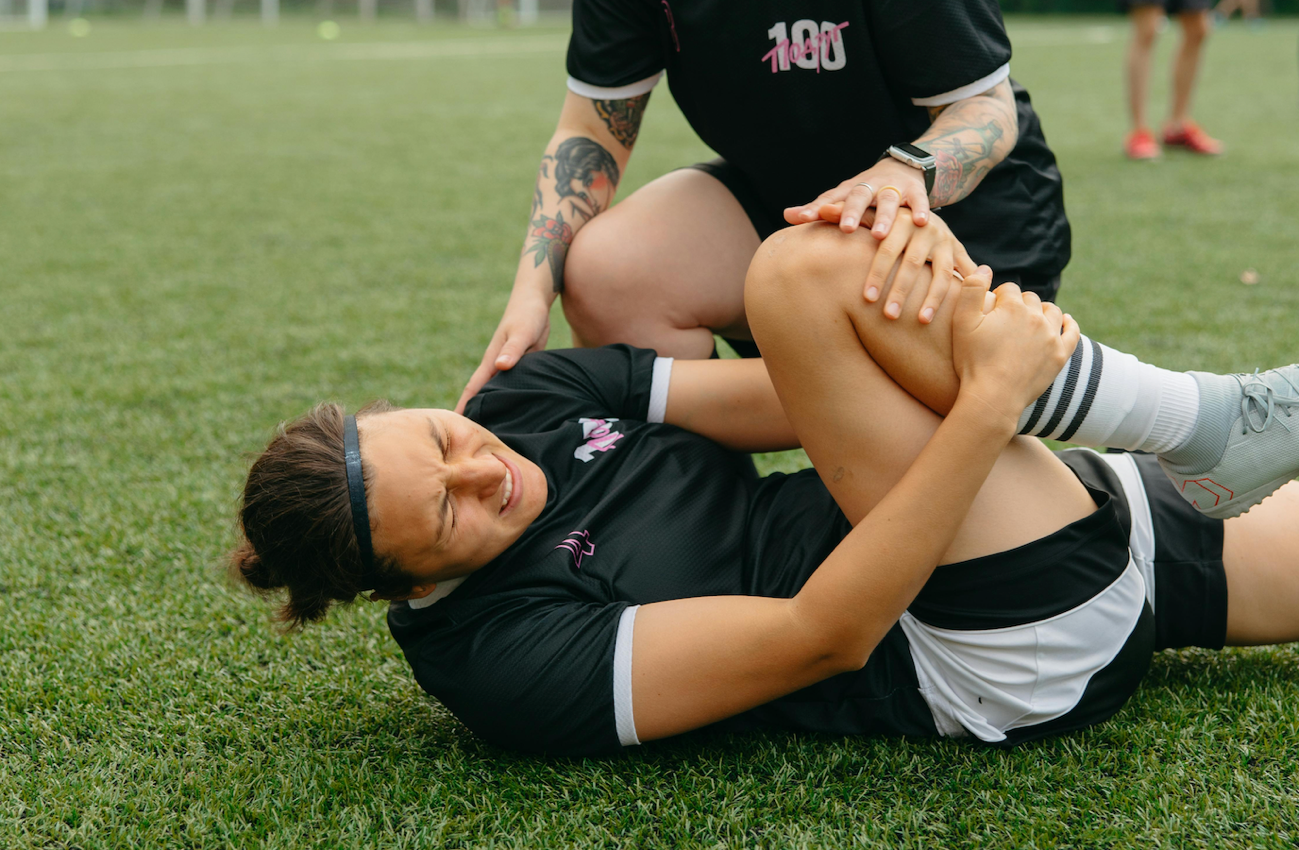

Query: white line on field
[
  {"left": 1008, "top": 25, "right": 1117, "bottom": 46},
  {"left": 0, "top": 34, "right": 570, "bottom": 73}
]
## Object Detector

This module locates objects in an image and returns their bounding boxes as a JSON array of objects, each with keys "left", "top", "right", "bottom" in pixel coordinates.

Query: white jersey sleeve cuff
[
  {"left": 647, "top": 357, "right": 674, "bottom": 424},
  {"left": 567, "top": 72, "right": 663, "bottom": 101},
  {"left": 613, "top": 605, "right": 641, "bottom": 746},
  {"left": 911, "top": 63, "right": 1010, "bottom": 107}
]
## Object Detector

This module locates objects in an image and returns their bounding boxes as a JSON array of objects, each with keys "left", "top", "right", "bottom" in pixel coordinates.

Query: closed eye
[
  {"left": 430, "top": 420, "right": 457, "bottom": 542},
  {"left": 444, "top": 428, "right": 457, "bottom": 533}
]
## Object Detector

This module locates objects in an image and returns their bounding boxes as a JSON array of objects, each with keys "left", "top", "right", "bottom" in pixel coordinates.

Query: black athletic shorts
[
  {"left": 689, "top": 157, "right": 1063, "bottom": 359},
  {"left": 897, "top": 448, "right": 1226, "bottom": 746}
]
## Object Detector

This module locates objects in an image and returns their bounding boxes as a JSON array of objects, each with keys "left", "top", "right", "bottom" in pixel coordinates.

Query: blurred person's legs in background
[
  {"left": 1164, "top": 7, "right": 1223, "bottom": 153},
  {"left": 1125, "top": 0, "right": 1222, "bottom": 159},
  {"left": 1126, "top": 3, "right": 1167, "bottom": 159}
]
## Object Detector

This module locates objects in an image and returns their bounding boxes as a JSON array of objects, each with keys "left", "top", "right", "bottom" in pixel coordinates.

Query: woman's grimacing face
[{"left": 358, "top": 408, "right": 547, "bottom": 599}]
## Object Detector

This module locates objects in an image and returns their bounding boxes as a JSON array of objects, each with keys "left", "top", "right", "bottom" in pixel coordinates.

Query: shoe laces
[{"left": 1236, "top": 369, "right": 1299, "bottom": 435}]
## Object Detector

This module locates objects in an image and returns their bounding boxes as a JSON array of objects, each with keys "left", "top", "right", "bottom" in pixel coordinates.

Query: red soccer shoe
[
  {"left": 1124, "top": 128, "right": 1161, "bottom": 160},
  {"left": 1162, "top": 121, "right": 1224, "bottom": 155}
]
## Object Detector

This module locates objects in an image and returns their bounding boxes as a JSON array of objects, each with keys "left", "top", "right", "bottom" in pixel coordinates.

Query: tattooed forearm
[
  {"left": 521, "top": 136, "right": 622, "bottom": 293},
  {"left": 592, "top": 92, "right": 651, "bottom": 149},
  {"left": 552, "top": 136, "right": 621, "bottom": 222},
  {"left": 926, "top": 120, "right": 1003, "bottom": 206},
  {"left": 917, "top": 80, "right": 1017, "bottom": 207},
  {"left": 524, "top": 212, "right": 574, "bottom": 293}
]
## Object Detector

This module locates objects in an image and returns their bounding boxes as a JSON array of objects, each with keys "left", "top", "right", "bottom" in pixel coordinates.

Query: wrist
[
  {"left": 878, "top": 143, "right": 936, "bottom": 199},
  {"left": 511, "top": 267, "right": 561, "bottom": 306},
  {"left": 871, "top": 159, "right": 924, "bottom": 193},
  {"left": 948, "top": 391, "right": 1020, "bottom": 442}
]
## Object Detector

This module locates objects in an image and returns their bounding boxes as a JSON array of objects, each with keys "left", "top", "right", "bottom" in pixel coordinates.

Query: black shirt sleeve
[
  {"left": 391, "top": 597, "right": 628, "bottom": 756},
  {"left": 868, "top": 0, "right": 1011, "bottom": 102},
  {"left": 465, "top": 345, "right": 658, "bottom": 434},
  {"left": 566, "top": 0, "right": 665, "bottom": 89}
]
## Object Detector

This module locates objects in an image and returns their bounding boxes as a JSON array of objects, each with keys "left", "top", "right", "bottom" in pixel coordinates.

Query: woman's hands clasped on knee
[
  {"left": 811, "top": 202, "right": 977, "bottom": 326},
  {"left": 951, "top": 267, "right": 1080, "bottom": 430}
]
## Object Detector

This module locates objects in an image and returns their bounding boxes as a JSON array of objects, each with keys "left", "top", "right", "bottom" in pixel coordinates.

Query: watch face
[{"left": 894, "top": 142, "right": 933, "bottom": 162}]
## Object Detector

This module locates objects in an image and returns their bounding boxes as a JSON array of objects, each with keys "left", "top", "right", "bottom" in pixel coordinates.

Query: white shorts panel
[{"left": 901, "top": 558, "right": 1147, "bottom": 743}]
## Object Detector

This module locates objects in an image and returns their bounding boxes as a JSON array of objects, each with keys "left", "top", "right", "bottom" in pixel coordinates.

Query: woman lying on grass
[{"left": 232, "top": 222, "right": 1299, "bottom": 754}]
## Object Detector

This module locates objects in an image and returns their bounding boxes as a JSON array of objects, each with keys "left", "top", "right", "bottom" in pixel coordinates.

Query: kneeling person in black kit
[{"left": 232, "top": 225, "right": 1299, "bottom": 755}]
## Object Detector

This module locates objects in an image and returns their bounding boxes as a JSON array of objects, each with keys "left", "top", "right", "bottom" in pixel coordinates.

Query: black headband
[{"left": 343, "top": 415, "right": 375, "bottom": 572}]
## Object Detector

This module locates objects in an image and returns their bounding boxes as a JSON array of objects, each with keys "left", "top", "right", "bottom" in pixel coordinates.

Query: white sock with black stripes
[{"left": 1016, "top": 336, "right": 1200, "bottom": 453}]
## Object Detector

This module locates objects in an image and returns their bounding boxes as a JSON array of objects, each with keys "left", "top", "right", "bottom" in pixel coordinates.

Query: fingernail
[
  {"left": 802, "top": 210, "right": 816, "bottom": 219},
  {"left": 865, "top": 286, "right": 879, "bottom": 301},
  {"left": 885, "top": 302, "right": 901, "bottom": 319},
  {"left": 920, "top": 307, "right": 935, "bottom": 323}
]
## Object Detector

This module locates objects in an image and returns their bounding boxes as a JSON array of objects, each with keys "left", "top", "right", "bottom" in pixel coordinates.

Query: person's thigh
[
  {"left": 745, "top": 223, "right": 1097, "bottom": 564},
  {"left": 1223, "top": 481, "right": 1299, "bottom": 645},
  {"left": 562, "top": 168, "right": 760, "bottom": 359}
]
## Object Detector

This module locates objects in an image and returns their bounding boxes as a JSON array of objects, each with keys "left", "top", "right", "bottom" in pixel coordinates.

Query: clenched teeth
[{"left": 500, "top": 467, "right": 513, "bottom": 511}]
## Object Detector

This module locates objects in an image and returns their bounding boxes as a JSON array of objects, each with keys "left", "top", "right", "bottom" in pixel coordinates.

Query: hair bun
[{"left": 229, "top": 540, "right": 279, "bottom": 590}]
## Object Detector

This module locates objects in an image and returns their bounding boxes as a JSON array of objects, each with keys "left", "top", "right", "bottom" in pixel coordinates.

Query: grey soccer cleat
[{"left": 1158, "top": 366, "right": 1299, "bottom": 519}]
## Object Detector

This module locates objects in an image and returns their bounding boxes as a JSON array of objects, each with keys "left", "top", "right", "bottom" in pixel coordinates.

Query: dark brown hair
[{"left": 230, "top": 400, "right": 415, "bottom": 628}]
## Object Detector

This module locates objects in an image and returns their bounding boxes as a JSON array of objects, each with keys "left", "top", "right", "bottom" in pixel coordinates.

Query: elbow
[
  {"left": 821, "top": 629, "right": 881, "bottom": 674},
  {"left": 824, "top": 647, "right": 871, "bottom": 675},
  {"left": 788, "top": 602, "right": 883, "bottom": 677}
]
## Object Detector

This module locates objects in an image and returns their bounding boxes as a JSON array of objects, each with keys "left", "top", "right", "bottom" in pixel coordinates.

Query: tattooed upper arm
[
  {"left": 926, "top": 79, "right": 1014, "bottom": 125},
  {"left": 591, "top": 92, "right": 652, "bottom": 149}
]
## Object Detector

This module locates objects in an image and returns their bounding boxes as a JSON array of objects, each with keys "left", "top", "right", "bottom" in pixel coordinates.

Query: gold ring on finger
[{"left": 878, "top": 185, "right": 903, "bottom": 199}]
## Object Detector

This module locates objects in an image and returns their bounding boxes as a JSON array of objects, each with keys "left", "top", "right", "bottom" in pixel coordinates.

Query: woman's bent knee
[{"left": 745, "top": 223, "right": 878, "bottom": 330}]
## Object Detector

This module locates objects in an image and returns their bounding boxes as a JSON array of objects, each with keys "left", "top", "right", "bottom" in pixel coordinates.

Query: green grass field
[{"left": 3, "top": 14, "right": 1299, "bottom": 847}]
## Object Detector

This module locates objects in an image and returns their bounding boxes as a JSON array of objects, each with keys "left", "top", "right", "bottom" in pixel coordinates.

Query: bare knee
[
  {"left": 1180, "top": 11, "right": 1210, "bottom": 43},
  {"left": 745, "top": 223, "right": 877, "bottom": 337},
  {"left": 1132, "top": 27, "right": 1158, "bottom": 50},
  {"left": 1130, "top": 8, "right": 1163, "bottom": 47}
]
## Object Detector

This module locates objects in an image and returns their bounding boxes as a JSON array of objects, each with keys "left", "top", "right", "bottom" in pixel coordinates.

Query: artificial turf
[{"left": 2, "top": 14, "right": 1298, "bottom": 848}]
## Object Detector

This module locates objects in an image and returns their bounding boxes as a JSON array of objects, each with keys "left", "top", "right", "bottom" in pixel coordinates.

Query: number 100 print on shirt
[{"left": 762, "top": 20, "right": 849, "bottom": 74}]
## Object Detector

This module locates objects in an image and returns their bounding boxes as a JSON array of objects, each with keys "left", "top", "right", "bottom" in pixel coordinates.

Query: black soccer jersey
[
  {"left": 387, "top": 346, "right": 934, "bottom": 756},
  {"left": 565, "top": 0, "right": 1071, "bottom": 281}
]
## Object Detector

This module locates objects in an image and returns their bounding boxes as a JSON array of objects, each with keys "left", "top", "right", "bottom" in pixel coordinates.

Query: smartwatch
[{"left": 880, "top": 143, "right": 936, "bottom": 197}]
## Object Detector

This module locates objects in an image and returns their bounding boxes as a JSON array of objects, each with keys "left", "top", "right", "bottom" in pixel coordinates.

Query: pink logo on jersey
[
  {"left": 661, "top": 0, "right": 681, "bottom": 52},
  {"left": 556, "top": 529, "right": 595, "bottom": 569},
  {"left": 761, "top": 21, "right": 849, "bottom": 74},
  {"left": 574, "top": 418, "right": 624, "bottom": 462}
]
